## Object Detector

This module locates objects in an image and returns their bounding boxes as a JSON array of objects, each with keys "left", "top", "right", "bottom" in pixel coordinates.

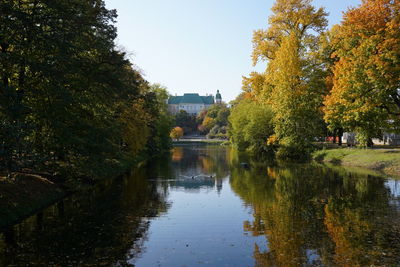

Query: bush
[{"left": 229, "top": 99, "right": 274, "bottom": 155}]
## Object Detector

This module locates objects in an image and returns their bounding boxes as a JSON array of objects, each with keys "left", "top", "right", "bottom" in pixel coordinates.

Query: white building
[
  {"left": 342, "top": 132, "right": 400, "bottom": 146},
  {"left": 168, "top": 91, "right": 222, "bottom": 115}
]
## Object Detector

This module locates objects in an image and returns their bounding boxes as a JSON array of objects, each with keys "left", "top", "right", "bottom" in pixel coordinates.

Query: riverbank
[
  {"left": 173, "top": 139, "right": 227, "bottom": 145},
  {"left": 0, "top": 154, "right": 154, "bottom": 230},
  {"left": 312, "top": 148, "right": 400, "bottom": 176},
  {"left": 0, "top": 173, "right": 68, "bottom": 229}
]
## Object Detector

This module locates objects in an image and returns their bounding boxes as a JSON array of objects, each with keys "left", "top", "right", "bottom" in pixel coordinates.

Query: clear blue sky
[{"left": 104, "top": 0, "right": 361, "bottom": 102}]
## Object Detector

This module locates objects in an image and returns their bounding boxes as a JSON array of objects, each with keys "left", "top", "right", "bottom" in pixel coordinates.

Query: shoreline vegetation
[
  {"left": 2, "top": 142, "right": 400, "bottom": 230},
  {"left": 1, "top": 2, "right": 174, "bottom": 228},
  {"left": 313, "top": 147, "right": 400, "bottom": 177},
  {"left": 0, "top": 152, "right": 162, "bottom": 230}
]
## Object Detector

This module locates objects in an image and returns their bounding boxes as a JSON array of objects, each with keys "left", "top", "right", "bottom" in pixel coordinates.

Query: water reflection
[
  {"left": 1, "top": 145, "right": 399, "bottom": 266},
  {"left": 0, "top": 168, "right": 168, "bottom": 266},
  {"left": 230, "top": 155, "right": 400, "bottom": 266},
  {"left": 146, "top": 145, "right": 230, "bottom": 193}
]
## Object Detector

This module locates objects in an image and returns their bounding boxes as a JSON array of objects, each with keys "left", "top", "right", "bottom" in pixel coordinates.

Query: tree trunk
[{"left": 338, "top": 128, "right": 343, "bottom": 146}]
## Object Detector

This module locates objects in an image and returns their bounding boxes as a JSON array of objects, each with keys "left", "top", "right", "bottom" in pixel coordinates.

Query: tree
[
  {"left": 145, "top": 84, "right": 174, "bottom": 153},
  {"left": 170, "top": 127, "right": 184, "bottom": 141},
  {"left": 0, "top": 0, "right": 169, "bottom": 181},
  {"left": 229, "top": 99, "right": 274, "bottom": 155},
  {"left": 120, "top": 100, "right": 152, "bottom": 156},
  {"left": 249, "top": 0, "right": 328, "bottom": 158},
  {"left": 201, "top": 116, "right": 216, "bottom": 132},
  {"left": 196, "top": 104, "right": 230, "bottom": 137},
  {"left": 242, "top": 72, "right": 265, "bottom": 100},
  {"left": 174, "top": 110, "right": 197, "bottom": 134},
  {"left": 323, "top": 0, "right": 400, "bottom": 146}
]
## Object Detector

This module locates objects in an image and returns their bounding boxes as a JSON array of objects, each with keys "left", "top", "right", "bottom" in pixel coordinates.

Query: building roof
[{"left": 168, "top": 93, "right": 215, "bottom": 105}]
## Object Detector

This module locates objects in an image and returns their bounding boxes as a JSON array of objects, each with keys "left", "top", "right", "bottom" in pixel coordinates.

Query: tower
[{"left": 216, "top": 90, "right": 222, "bottom": 104}]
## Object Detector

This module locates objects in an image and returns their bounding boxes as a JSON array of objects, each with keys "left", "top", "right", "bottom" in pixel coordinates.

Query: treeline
[
  {"left": 172, "top": 104, "right": 230, "bottom": 139},
  {"left": 231, "top": 0, "right": 400, "bottom": 158},
  {"left": 0, "top": 1, "right": 172, "bottom": 181}
]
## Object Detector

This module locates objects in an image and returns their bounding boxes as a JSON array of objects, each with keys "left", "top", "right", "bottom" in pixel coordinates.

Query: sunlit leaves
[{"left": 323, "top": 0, "right": 400, "bottom": 144}]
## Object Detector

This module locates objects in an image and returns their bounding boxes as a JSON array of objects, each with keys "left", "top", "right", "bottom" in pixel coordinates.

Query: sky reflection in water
[{"left": 1, "top": 145, "right": 400, "bottom": 266}]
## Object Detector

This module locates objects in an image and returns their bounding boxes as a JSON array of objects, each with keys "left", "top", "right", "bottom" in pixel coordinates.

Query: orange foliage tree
[
  {"left": 170, "top": 126, "right": 184, "bottom": 140},
  {"left": 323, "top": 0, "right": 400, "bottom": 145}
]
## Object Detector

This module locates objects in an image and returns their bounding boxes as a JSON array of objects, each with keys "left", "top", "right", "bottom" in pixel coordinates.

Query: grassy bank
[
  {"left": 0, "top": 173, "right": 67, "bottom": 229},
  {"left": 313, "top": 148, "right": 400, "bottom": 175}
]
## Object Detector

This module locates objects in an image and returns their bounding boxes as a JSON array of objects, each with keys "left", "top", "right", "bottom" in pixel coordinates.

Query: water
[{"left": 1, "top": 145, "right": 400, "bottom": 266}]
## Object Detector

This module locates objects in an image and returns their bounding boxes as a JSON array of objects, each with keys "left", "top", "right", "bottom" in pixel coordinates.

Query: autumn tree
[
  {"left": 249, "top": 0, "right": 328, "bottom": 158},
  {"left": 197, "top": 104, "right": 230, "bottom": 138},
  {"left": 170, "top": 127, "right": 184, "bottom": 141},
  {"left": 323, "top": 0, "right": 400, "bottom": 146}
]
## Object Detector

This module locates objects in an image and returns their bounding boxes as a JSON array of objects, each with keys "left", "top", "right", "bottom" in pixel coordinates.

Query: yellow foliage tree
[
  {"left": 120, "top": 99, "right": 153, "bottom": 156},
  {"left": 249, "top": 0, "right": 328, "bottom": 158},
  {"left": 201, "top": 116, "right": 215, "bottom": 132}
]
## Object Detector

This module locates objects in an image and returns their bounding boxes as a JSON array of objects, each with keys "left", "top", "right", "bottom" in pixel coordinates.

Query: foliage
[
  {"left": 145, "top": 84, "right": 174, "bottom": 153},
  {"left": 229, "top": 99, "right": 274, "bottom": 155},
  {"left": 0, "top": 0, "right": 170, "bottom": 181},
  {"left": 242, "top": 72, "right": 265, "bottom": 100},
  {"left": 174, "top": 110, "right": 197, "bottom": 135},
  {"left": 197, "top": 104, "right": 230, "bottom": 137},
  {"left": 323, "top": 0, "right": 400, "bottom": 146},
  {"left": 245, "top": 0, "right": 328, "bottom": 159},
  {"left": 120, "top": 100, "right": 152, "bottom": 156},
  {"left": 201, "top": 117, "right": 216, "bottom": 132},
  {"left": 312, "top": 148, "right": 400, "bottom": 175},
  {"left": 170, "top": 127, "right": 184, "bottom": 140}
]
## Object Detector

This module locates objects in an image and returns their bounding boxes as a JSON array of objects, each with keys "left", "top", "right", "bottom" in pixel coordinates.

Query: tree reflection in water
[
  {"left": 146, "top": 145, "right": 231, "bottom": 193},
  {"left": 0, "top": 167, "right": 169, "bottom": 266},
  {"left": 1, "top": 146, "right": 400, "bottom": 266},
  {"left": 229, "top": 151, "right": 400, "bottom": 266}
]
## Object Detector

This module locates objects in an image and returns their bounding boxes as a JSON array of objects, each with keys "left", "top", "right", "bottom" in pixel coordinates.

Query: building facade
[
  {"left": 342, "top": 132, "right": 400, "bottom": 146},
  {"left": 168, "top": 91, "right": 222, "bottom": 115}
]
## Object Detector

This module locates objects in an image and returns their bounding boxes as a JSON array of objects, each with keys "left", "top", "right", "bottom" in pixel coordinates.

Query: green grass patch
[{"left": 313, "top": 148, "right": 400, "bottom": 175}]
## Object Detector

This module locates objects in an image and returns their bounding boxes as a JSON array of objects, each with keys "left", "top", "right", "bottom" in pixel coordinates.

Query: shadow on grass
[
  {"left": 313, "top": 152, "right": 327, "bottom": 162},
  {"left": 383, "top": 150, "right": 400, "bottom": 154},
  {"left": 330, "top": 158, "right": 342, "bottom": 165}
]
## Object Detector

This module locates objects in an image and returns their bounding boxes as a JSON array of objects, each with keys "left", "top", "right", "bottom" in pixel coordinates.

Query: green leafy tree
[
  {"left": 174, "top": 110, "right": 197, "bottom": 134},
  {"left": 229, "top": 99, "right": 274, "bottom": 155},
  {"left": 0, "top": 0, "right": 170, "bottom": 182}
]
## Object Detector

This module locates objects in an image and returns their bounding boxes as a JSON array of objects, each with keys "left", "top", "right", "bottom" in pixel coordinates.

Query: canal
[{"left": 1, "top": 145, "right": 400, "bottom": 266}]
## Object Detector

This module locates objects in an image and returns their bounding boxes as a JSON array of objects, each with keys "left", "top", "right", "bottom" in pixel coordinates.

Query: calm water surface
[{"left": 1, "top": 145, "right": 400, "bottom": 266}]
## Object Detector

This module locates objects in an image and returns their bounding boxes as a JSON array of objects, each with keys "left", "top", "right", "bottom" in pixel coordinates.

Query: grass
[{"left": 313, "top": 147, "right": 400, "bottom": 175}]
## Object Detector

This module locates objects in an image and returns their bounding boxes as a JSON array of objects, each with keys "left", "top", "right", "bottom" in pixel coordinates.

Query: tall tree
[
  {"left": 323, "top": 0, "right": 400, "bottom": 146},
  {"left": 0, "top": 0, "right": 167, "bottom": 181},
  {"left": 250, "top": 0, "right": 328, "bottom": 158}
]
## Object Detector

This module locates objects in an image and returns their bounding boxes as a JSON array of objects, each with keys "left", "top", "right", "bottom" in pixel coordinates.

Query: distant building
[
  {"left": 168, "top": 91, "right": 222, "bottom": 115},
  {"left": 342, "top": 132, "right": 400, "bottom": 146}
]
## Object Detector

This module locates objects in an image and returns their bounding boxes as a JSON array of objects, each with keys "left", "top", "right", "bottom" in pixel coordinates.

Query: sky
[{"left": 104, "top": 0, "right": 361, "bottom": 102}]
